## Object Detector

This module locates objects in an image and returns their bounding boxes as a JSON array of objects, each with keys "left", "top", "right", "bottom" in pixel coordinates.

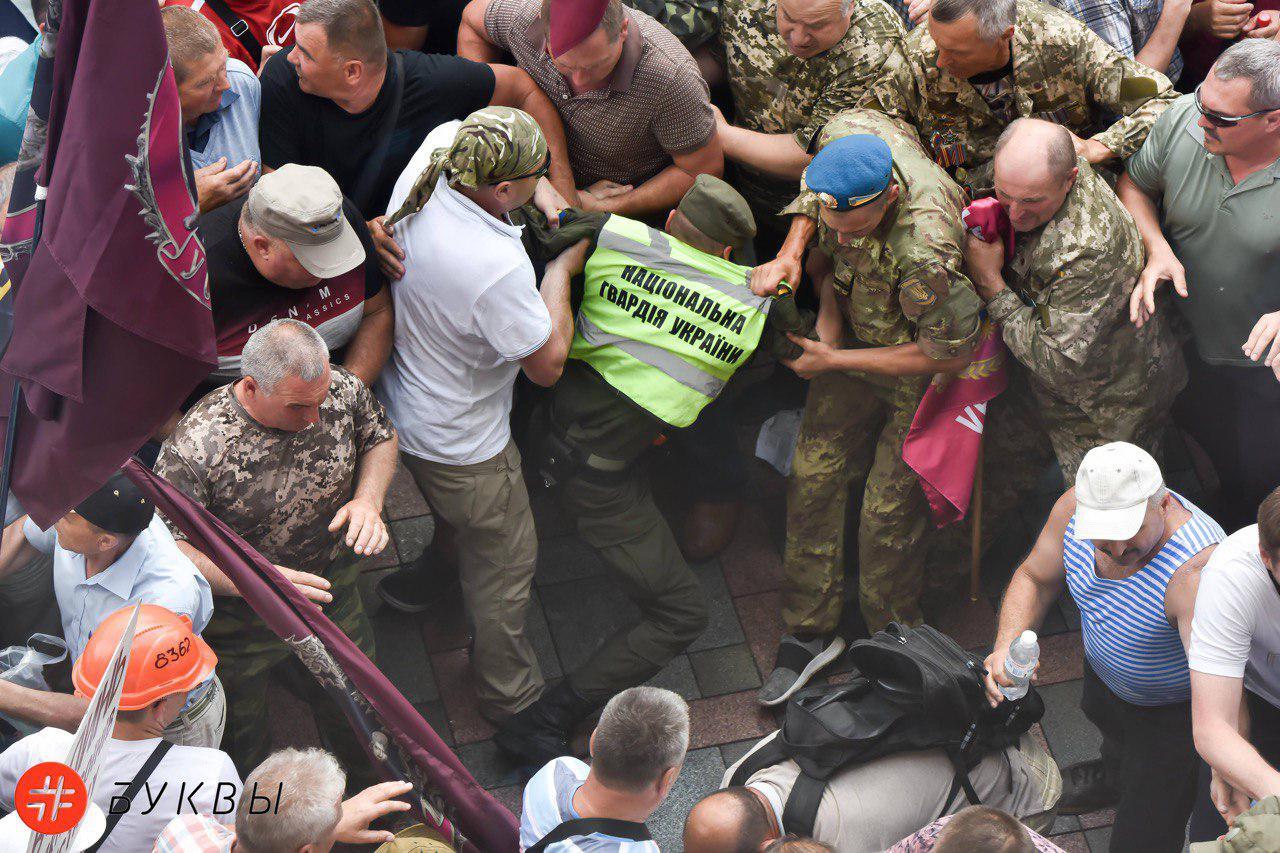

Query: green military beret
[{"left": 676, "top": 173, "right": 757, "bottom": 252}]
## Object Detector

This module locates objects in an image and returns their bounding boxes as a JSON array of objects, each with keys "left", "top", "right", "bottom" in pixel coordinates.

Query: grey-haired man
[{"left": 156, "top": 319, "right": 398, "bottom": 785}]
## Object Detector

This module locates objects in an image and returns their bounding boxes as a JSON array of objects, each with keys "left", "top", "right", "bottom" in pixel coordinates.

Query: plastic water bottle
[{"left": 1001, "top": 631, "right": 1039, "bottom": 701}]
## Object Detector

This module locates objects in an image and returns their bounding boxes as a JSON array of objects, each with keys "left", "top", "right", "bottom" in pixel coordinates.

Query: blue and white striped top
[{"left": 1064, "top": 492, "right": 1224, "bottom": 706}]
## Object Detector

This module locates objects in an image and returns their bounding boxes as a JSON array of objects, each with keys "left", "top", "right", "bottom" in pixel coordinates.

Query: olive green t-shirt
[{"left": 1127, "top": 95, "right": 1280, "bottom": 367}]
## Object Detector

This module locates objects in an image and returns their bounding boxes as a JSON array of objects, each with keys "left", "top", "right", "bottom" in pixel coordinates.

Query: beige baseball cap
[
  {"left": 247, "top": 164, "right": 364, "bottom": 278},
  {"left": 1074, "top": 442, "right": 1164, "bottom": 541}
]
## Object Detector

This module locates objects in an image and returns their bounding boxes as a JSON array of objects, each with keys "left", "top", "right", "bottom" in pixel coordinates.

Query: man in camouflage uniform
[
  {"left": 963, "top": 119, "right": 1185, "bottom": 480},
  {"left": 863, "top": 0, "right": 1177, "bottom": 195},
  {"left": 715, "top": 0, "right": 907, "bottom": 245},
  {"left": 157, "top": 319, "right": 398, "bottom": 787},
  {"left": 628, "top": 0, "right": 720, "bottom": 48},
  {"left": 754, "top": 111, "right": 981, "bottom": 706}
]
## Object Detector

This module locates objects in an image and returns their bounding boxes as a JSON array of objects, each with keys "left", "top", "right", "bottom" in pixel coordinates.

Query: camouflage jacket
[
  {"left": 155, "top": 369, "right": 396, "bottom": 577},
  {"left": 721, "top": 0, "right": 907, "bottom": 218},
  {"left": 783, "top": 109, "right": 981, "bottom": 361},
  {"left": 627, "top": 0, "right": 720, "bottom": 48},
  {"left": 986, "top": 159, "right": 1185, "bottom": 420},
  {"left": 863, "top": 0, "right": 1176, "bottom": 193}
]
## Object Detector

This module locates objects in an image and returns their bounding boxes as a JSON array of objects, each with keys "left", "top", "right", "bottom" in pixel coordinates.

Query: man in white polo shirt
[
  {"left": 1188, "top": 485, "right": 1280, "bottom": 840},
  {"left": 373, "top": 108, "right": 577, "bottom": 726}
]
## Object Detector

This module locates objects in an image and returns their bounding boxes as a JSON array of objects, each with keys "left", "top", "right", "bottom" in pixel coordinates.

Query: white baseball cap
[{"left": 1074, "top": 443, "right": 1164, "bottom": 541}]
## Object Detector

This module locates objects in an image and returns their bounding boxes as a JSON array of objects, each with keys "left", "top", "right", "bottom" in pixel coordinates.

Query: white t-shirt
[
  {"left": 519, "top": 757, "right": 659, "bottom": 853},
  {"left": 377, "top": 122, "right": 552, "bottom": 466},
  {"left": 1189, "top": 525, "right": 1280, "bottom": 708},
  {"left": 0, "top": 728, "right": 241, "bottom": 853}
]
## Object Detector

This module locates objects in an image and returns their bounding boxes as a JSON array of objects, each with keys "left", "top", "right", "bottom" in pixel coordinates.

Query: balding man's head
[
  {"left": 683, "top": 787, "right": 774, "bottom": 853},
  {"left": 993, "top": 118, "right": 1079, "bottom": 232}
]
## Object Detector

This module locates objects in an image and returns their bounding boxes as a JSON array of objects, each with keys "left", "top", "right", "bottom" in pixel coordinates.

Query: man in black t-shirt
[
  {"left": 259, "top": 0, "right": 577, "bottom": 279},
  {"left": 198, "top": 164, "right": 392, "bottom": 388}
]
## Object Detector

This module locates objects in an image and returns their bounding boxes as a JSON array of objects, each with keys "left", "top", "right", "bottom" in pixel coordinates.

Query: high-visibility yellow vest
[{"left": 569, "top": 215, "right": 770, "bottom": 428}]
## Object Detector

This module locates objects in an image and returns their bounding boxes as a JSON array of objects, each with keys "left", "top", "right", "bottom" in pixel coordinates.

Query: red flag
[
  {"left": 121, "top": 460, "right": 520, "bottom": 853},
  {"left": 902, "top": 316, "right": 1009, "bottom": 526},
  {"left": 0, "top": 0, "right": 216, "bottom": 527}
]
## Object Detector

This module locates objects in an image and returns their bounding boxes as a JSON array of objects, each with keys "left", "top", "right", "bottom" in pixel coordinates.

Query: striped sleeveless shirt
[{"left": 1064, "top": 492, "right": 1224, "bottom": 706}]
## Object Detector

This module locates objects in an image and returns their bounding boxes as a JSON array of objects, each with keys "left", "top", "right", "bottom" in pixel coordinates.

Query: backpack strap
[
  {"left": 525, "top": 817, "right": 651, "bottom": 852},
  {"left": 86, "top": 739, "right": 174, "bottom": 853},
  {"left": 937, "top": 747, "right": 983, "bottom": 821},
  {"left": 780, "top": 772, "right": 827, "bottom": 839},
  {"left": 727, "top": 735, "right": 789, "bottom": 788},
  {"left": 196, "top": 0, "right": 263, "bottom": 64}
]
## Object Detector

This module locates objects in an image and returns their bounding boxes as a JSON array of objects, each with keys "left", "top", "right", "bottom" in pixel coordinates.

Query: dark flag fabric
[
  {"left": 0, "top": 0, "right": 216, "bottom": 528},
  {"left": 122, "top": 459, "right": 520, "bottom": 853}
]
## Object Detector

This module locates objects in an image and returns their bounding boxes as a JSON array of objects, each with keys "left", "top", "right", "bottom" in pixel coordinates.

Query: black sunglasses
[
  {"left": 1194, "top": 83, "right": 1280, "bottom": 128},
  {"left": 512, "top": 151, "right": 552, "bottom": 181}
]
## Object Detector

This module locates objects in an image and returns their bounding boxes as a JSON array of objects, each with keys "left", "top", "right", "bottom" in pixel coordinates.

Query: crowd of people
[{"left": 0, "top": 0, "right": 1278, "bottom": 847}]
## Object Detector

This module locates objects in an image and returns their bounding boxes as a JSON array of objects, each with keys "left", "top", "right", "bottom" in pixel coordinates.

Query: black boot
[
  {"left": 493, "top": 681, "right": 597, "bottom": 771},
  {"left": 1056, "top": 759, "right": 1120, "bottom": 815}
]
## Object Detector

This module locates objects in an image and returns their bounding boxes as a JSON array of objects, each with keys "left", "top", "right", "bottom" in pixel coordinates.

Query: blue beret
[{"left": 803, "top": 135, "right": 893, "bottom": 211}]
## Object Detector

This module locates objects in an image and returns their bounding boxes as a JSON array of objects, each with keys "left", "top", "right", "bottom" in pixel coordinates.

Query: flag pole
[{"left": 969, "top": 442, "right": 984, "bottom": 601}]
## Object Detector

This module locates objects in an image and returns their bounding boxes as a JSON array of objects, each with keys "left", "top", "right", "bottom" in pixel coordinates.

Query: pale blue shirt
[
  {"left": 22, "top": 514, "right": 214, "bottom": 669},
  {"left": 187, "top": 58, "right": 261, "bottom": 172}
]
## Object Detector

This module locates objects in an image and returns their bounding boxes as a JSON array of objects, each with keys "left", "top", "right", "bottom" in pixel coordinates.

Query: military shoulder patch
[{"left": 901, "top": 278, "right": 938, "bottom": 310}]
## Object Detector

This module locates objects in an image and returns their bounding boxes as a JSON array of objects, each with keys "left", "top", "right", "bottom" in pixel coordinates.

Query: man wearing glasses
[
  {"left": 373, "top": 108, "right": 575, "bottom": 727},
  {"left": 1117, "top": 39, "right": 1280, "bottom": 532}
]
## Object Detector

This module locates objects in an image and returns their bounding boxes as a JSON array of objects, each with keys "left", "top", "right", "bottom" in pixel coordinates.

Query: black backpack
[{"left": 728, "top": 623, "right": 1043, "bottom": 838}]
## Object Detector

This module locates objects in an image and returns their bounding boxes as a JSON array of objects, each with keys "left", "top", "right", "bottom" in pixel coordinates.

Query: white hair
[
  {"left": 240, "top": 319, "right": 330, "bottom": 394},
  {"left": 1212, "top": 40, "right": 1280, "bottom": 113},
  {"left": 931, "top": 0, "right": 1016, "bottom": 40},
  {"left": 235, "top": 748, "right": 346, "bottom": 853}
]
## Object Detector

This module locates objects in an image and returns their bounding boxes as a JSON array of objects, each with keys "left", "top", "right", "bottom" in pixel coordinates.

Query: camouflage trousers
[
  {"left": 782, "top": 370, "right": 933, "bottom": 635},
  {"left": 203, "top": 549, "right": 377, "bottom": 790},
  {"left": 1035, "top": 389, "right": 1173, "bottom": 483}
]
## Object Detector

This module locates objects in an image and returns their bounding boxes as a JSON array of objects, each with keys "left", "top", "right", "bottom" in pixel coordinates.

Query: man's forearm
[
  {"left": 590, "top": 164, "right": 699, "bottom": 218},
  {"left": 779, "top": 216, "right": 817, "bottom": 266},
  {"left": 1116, "top": 174, "right": 1174, "bottom": 256},
  {"left": 0, "top": 682, "right": 87, "bottom": 733},
  {"left": 343, "top": 306, "right": 394, "bottom": 387},
  {"left": 177, "top": 540, "right": 241, "bottom": 597},
  {"left": 540, "top": 258, "right": 576, "bottom": 363},
  {"left": 826, "top": 342, "right": 971, "bottom": 377},
  {"left": 0, "top": 520, "right": 37, "bottom": 581},
  {"left": 353, "top": 436, "right": 399, "bottom": 512},
  {"left": 1136, "top": 0, "right": 1191, "bottom": 72},
  {"left": 720, "top": 125, "right": 812, "bottom": 181},
  {"left": 994, "top": 569, "right": 1060, "bottom": 651}
]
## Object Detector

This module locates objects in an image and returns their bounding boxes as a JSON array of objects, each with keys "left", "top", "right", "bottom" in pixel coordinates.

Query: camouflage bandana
[{"left": 386, "top": 106, "right": 549, "bottom": 226}]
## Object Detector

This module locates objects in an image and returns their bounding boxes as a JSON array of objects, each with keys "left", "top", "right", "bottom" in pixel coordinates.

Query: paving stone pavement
[{"left": 270, "top": 454, "right": 1123, "bottom": 852}]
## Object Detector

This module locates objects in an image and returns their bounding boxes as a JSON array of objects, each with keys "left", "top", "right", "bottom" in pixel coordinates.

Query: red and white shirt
[{"left": 164, "top": 0, "right": 299, "bottom": 72}]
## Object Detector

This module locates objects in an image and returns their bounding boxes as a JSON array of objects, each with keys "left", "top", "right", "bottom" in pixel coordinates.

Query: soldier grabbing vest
[{"left": 493, "top": 174, "right": 788, "bottom": 769}]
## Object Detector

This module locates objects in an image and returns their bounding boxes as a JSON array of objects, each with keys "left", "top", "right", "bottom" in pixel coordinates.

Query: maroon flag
[
  {"left": 122, "top": 459, "right": 520, "bottom": 853},
  {"left": 902, "top": 316, "right": 1009, "bottom": 526},
  {"left": 0, "top": 0, "right": 216, "bottom": 527}
]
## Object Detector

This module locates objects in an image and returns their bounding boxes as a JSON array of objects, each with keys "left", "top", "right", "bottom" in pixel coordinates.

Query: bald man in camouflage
[{"left": 961, "top": 118, "right": 1185, "bottom": 479}]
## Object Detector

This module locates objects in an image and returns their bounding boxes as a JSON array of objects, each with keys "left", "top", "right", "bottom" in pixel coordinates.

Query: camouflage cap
[
  {"left": 676, "top": 173, "right": 756, "bottom": 251},
  {"left": 387, "top": 107, "right": 549, "bottom": 227},
  {"left": 373, "top": 823, "right": 457, "bottom": 853}
]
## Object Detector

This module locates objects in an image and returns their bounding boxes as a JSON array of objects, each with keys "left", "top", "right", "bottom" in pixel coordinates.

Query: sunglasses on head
[{"left": 1194, "top": 83, "right": 1280, "bottom": 128}]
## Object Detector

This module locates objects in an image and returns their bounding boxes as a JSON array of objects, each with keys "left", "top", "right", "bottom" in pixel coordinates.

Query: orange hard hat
[{"left": 72, "top": 604, "right": 217, "bottom": 711}]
